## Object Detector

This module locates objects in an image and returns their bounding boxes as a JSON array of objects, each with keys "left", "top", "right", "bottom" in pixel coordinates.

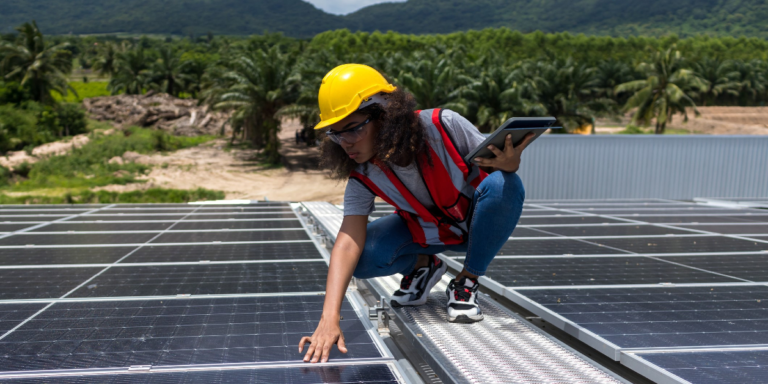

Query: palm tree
[
  {"left": 179, "top": 52, "right": 211, "bottom": 98},
  {"left": 396, "top": 50, "right": 463, "bottom": 109},
  {"left": 527, "top": 58, "right": 612, "bottom": 133},
  {"left": 0, "top": 21, "right": 74, "bottom": 104},
  {"left": 208, "top": 46, "right": 296, "bottom": 163},
  {"left": 727, "top": 59, "right": 767, "bottom": 106},
  {"left": 148, "top": 47, "right": 183, "bottom": 96},
  {"left": 108, "top": 47, "right": 150, "bottom": 95},
  {"left": 92, "top": 41, "right": 129, "bottom": 78},
  {"left": 615, "top": 46, "right": 707, "bottom": 134},
  {"left": 692, "top": 58, "right": 738, "bottom": 106}
]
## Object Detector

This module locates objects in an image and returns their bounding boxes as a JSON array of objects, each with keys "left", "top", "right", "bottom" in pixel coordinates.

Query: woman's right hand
[{"left": 299, "top": 316, "right": 348, "bottom": 363}]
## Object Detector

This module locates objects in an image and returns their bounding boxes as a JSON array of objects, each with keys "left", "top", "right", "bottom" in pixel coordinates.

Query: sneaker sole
[
  {"left": 390, "top": 260, "right": 448, "bottom": 308},
  {"left": 448, "top": 313, "right": 484, "bottom": 323}
]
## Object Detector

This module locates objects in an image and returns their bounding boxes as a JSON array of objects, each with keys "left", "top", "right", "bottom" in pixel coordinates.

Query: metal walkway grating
[{"left": 302, "top": 202, "right": 626, "bottom": 384}]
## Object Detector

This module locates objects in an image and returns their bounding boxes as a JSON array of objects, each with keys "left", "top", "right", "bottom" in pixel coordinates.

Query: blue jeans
[{"left": 352, "top": 171, "right": 525, "bottom": 278}]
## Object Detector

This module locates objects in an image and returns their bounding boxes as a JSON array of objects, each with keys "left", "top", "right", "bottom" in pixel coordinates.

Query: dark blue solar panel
[
  {"left": 638, "top": 350, "right": 768, "bottom": 384},
  {"left": 518, "top": 285, "right": 768, "bottom": 349},
  {"left": 0, "top": 296, "right": 380, "bottom": 371},
  {"left": 1, "top": 364, "right": 399, "bottom": 383}
]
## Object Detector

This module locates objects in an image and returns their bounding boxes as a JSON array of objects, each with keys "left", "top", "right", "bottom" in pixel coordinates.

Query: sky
[{"left": 302, "top": 0, "right": 408, "bottom": 15}]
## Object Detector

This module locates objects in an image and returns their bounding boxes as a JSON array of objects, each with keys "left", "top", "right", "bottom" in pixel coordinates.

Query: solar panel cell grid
[
  {"left": 518, "top": 285, "right": 768, "bottom": 349},
  {"left": 658, "top": 254, "right": 768, "bottom": 281},
  {"left": 592, "top": 236, "right": 768, "bottom": 254},
  {"left": 530, "top": 224, "right": 694, "bottom": 237},
  {"left": 0, "top": 296, "right": 380, "bottom": 372},
  {"left": 182, "top": 213, "right": 299, "bottom": 220},
  {"left": 68, "top": 262, "right": 329, "bottom": 297},
  {"left": 0, "top": 224, "right": 37, "bottom": 232},
  {"left": 518, "top": 216, "right": 625, "bottom": 225},
  {"left": 0, "top": 267, "right": 102, "bottom": 299},
  {"left": 444, "top": 238, "right": 626, "bottom": 257},
  {"left": 637, "top": 350, "right": 768, "bottom": 384},
  {"left": 65, "top": 215, "right": 187, "bottom": 222},
  {"left": 473, "top": 256, "right": 740, "bottom": 287},
  {"left": 0, "top": 364, "right": 399, "bottom": 384},
  {"left": 635, "top": 215, "right": 768, "bottom": 224},
  {"left": 0, "top": 247, "right": 137, "bottom": 265},
  {"left": 30, "top": 223, "right": 175, "bottom": 232},
  {"left": 149, "top": 230, "right": 310, "bottom": 243},
  {"left": 170, "top": 220, "right": 303, "bottom": 230},
  {"left": 123, "top": 243, "right": 323, "bottom": 263},
  {"left": 0, "top": 304, "right": 48, "bottom": 334},
  {"left": 676, "top": 224, "right": 768, "bottom": 235},
  {"left": 0, "top": 216, "right": 69, "bottom": 222},
  {"left": 0, "top": 233, "right": 158, "bottom": 246}
]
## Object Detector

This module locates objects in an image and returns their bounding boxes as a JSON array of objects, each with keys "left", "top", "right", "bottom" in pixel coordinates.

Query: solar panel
[
  {"left": 0, "top": 267, "right": 103, "bottom": 299},
  {"left": 518, "top": 216, "right": 625, "bottom": 225},
  {"left": 474, "top": 256, "right": 740, "bottom": 287},
  {"left": 676, "top": 224, "right": 768, "bottom": 235},
  {"left": 149, "top": 230, "right": 310, "bottom": 243},
  {"left": 0, "top": 296, "right": 380, "bottom": 372},
  {"left": 515, "top": 285, "right": 768, "bottom": 349},
  {"left": 0, "top": 303, "right": 48, "bottom": 334},
  {"left": 0, "top": 202, "right": 402, "bottom": 383},
  {"left": 0, "top": 364, "right": 401, "bottom": 383},
  {"left": 634, "top": 215, "right": 768, "bottom": 224},
  {"left": 31, "top": 222, "right": 175, "bottom": 232},
  {"left": 67, "top": 262, "right": 329, "bottom": 297},
  {"left": 0, "top": 224, "right": 40, "bottom": 232},
  {"left": 658, "top": 254, "right": 768, "bottom": 281},
  {"left": 0, "top": 233, "right": 158, "bottom": 246},
  {"left": 633, "top": 350, "right": 768, "bottom": 384},
  {"left": 592, "top": 236, "right": 768, "bottom": 254},
  {"left": 444, "top": 238, "right": 625, "bottom": 257},
  {"left": 528, "top": 224, "right": 694, "bottom": 237},
  {"left": 122, "top": 243, "right": 324, "bottom": 263},
  {"left": 170, "top": 220, "right": 303, "bottom": 230},
  {"left": 0, "top": 247, "right": 137, "bottom": 265}
]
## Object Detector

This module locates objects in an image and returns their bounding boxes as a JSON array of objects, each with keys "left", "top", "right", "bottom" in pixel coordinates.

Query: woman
[{"left": 299, "top": 64, "right": 532, "bottom": 363}]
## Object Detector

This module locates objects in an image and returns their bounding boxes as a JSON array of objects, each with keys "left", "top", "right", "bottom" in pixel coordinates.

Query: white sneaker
[
  {"left": 390, "top": 255, "right": 447, "bottom": 307},
  {"left": 446, "top": 276, "right": 483, "bottom": 323}
]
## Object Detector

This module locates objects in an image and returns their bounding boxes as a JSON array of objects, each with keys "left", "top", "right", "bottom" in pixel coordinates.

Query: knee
[{"left": 480, "top": 171, "right": 525, "bottom": 204}]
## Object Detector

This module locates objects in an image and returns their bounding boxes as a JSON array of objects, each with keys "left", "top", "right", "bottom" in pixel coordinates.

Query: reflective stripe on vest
[{"left": 349, "top": 109, "right": 487, "bottom": 246}]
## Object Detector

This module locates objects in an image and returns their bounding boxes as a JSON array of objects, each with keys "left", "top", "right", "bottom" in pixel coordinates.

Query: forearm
[
  {"left": 321, "top": 216, "right": 367, "bottom": 321},
  {"left": 322, "top": 238, "right": 362, "bottom": 320}
]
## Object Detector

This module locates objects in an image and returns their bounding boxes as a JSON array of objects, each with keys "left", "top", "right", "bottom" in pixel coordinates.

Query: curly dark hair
[{"left": 320, "top": 88, "right": 430, "bottom": 180}]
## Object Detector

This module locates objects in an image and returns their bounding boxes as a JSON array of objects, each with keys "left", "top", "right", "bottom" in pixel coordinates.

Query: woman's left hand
[{"left": 474, "top": 132, "right": 535, "bottom": 173}]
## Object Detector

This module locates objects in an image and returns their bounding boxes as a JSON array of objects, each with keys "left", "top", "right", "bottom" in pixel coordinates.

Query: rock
[
  {"left": 112, "top": 170, "right": 130, "bottom": 178},
  {"left": 108, "top": 156, "right": 124, "bottom": 165},
  {"left": 121, "top": 151, "right": 142, "bottom": 162},
  {"left": 83, "top": 93, "right": 232, "bottom": 136}
]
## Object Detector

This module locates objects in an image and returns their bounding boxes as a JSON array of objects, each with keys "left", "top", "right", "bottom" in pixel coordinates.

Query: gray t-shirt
[{"left": 343, "top": 109, "right": 486, "bottom": 216}]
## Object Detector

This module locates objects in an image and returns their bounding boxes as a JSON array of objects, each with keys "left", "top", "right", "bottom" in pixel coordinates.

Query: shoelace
[
  {"left": 400, "top": 269, "right": 423, "bottom": 290},
  {"left": 450, "top": 280, "right": 477, "bottom": 302}
]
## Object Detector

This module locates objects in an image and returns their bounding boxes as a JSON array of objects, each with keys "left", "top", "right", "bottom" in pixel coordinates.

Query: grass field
[{"left": 53, "top": 81, "right": 111, "bottom": 102}]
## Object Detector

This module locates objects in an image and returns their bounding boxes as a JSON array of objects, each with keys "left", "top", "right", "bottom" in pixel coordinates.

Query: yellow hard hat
[{"left": 314, "top": 64, "right": 397, "bottom": 130}]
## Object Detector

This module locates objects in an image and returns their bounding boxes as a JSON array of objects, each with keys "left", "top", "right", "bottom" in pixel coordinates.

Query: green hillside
[
  {"left": 2, "top": 0, "right": 767, "bottom": 38},
  {"left": 1, "top": 0, "right": 344, "bottom": 37},
  {"left": 348, "top": 0, "right": 768, "bottom": 37}
]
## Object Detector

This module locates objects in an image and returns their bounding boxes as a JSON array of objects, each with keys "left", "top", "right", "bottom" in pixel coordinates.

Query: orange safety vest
[{"left": 350, "top": 109, "right": 487, "bottom": 246}]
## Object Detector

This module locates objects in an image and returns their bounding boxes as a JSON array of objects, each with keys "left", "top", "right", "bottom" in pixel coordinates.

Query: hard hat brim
[{"left": 314, "top": 114, "right": 347, "bottom": 130}]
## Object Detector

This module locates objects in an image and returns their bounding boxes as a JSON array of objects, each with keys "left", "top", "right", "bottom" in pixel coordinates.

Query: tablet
[{"left": 464, "top": 117, "right": 560, "bottom": 164}]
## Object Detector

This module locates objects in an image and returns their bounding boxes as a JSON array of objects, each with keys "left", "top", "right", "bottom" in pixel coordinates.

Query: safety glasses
[{"left": 325, "top": 117, "right": 371, "bottom": 145}]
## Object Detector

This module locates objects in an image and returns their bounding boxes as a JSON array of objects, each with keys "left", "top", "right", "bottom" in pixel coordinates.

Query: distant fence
[{"left": 516, "top": 135, "right": 768, "bottom": 200}]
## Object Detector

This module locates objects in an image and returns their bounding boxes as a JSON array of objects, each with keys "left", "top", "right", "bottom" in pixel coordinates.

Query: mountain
[
  {"left": 1, "top": 0, "right": 344, "bottom": 37},
  {"left": 2, "top": 0, "right": 767, "bottom": 38},
  {"left": 346, "top": 0, "right": 768, "bottom": 38}
]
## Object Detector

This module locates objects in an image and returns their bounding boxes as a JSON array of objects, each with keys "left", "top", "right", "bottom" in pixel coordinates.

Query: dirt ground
[
  {"left": 97, "top": 119, "right": 349, "bottom": 203},
  {"left": 595, "top": 106, "right": 768, "bottom": 135}
]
